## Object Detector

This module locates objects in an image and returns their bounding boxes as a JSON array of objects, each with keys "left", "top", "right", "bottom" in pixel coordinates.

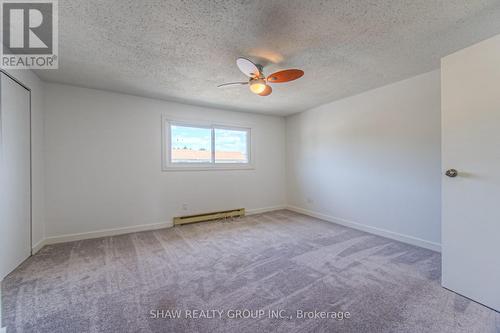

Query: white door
[
  {"left": 0, "top": 72, "right": 31, "bottom": 280},
  {"left": 441, "top": 35, "right": 500, "bottom": 311}
]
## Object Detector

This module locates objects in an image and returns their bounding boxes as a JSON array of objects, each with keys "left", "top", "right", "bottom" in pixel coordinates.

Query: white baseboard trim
[
  {"left": 286, "top": 205, "right": 441, "bottom": 252},
  {"left": 246, "top": 205, "right": 287, "bottom": 215},
  {"left": 30, "top": 205, "right": 287, "bottom": 254},
  {"left": 32, "top": 221, "right": 173, "bottom": 253},
  {"left": 32, "top": 238, "right": 47, "bottom": 254}
]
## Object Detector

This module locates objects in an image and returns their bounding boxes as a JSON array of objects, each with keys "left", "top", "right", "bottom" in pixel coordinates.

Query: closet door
[{"left": 0, "top": 72, "right": 31, "bottom": 280}]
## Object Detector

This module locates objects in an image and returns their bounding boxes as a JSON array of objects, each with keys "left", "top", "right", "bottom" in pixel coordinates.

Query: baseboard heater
[{"left": 173, "top": 208, "right": 245, "bottom": 225}]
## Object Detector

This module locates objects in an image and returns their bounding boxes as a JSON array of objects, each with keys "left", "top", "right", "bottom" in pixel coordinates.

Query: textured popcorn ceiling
[{"left": 36, "top": 0, "right": 500, "bottom": 115}]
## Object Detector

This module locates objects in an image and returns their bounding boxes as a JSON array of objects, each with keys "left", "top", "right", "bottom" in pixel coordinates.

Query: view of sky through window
[
  {"left": 170, "top": 124, "right": 249, "bottom": 164},
  {"left": 215, "top": 128, "right": 248, "bottom": 163},
  {"left": 171, "top": 125, "right": 211, "bottom": 163}
]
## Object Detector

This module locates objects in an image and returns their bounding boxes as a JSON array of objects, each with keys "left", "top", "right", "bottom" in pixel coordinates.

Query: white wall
[
  {"left": 3, "top": 69, "right": 45, "bottom": 249},
  {"left": 6, "top": 69, "right": 440, "bottom": 251},
  {"left": 43, "top": 83, "right": 286, "bottom": 239},
  {"left": 286, "top": 70, "right": 441, "bottom": 250}
]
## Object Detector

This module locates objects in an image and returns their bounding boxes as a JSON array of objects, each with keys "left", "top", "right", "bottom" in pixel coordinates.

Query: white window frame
[{"left": 162, "top": 116, "right": 254, "bottom": 171}]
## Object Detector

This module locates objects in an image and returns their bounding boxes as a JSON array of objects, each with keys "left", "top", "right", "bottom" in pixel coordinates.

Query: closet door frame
[{"left": 0, "top": 69, "right": 32, "bottom": 256}]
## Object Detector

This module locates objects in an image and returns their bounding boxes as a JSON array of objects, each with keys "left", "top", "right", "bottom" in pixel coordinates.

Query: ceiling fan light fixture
[
  {"left": 258, "top": 84, "right": 272, "bottom": 96},
  {"left": 249, "top": 78, "right": 267, "bottom": 94}
]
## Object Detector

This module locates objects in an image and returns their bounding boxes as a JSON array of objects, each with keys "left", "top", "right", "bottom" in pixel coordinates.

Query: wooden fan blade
[
  {"left": 217, "top": 82, "right": 248, "bottom": 88},
  {"left": 267, "top": 69, "right": 304, "bottom": 83},
  {"left": 258, "top": 85, "right": 272, "bottom": 96},
  {"left": 236, "top": 57, "right": 261, "bottom": 77}
]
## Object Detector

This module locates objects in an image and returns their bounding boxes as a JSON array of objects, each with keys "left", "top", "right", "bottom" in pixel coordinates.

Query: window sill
[{"left": 162, "top": 165, "right": 255, "bottom": 172}]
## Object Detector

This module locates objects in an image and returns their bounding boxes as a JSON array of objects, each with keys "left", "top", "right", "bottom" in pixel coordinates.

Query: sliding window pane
[
  {"left": 170, "top": 125, "right": 212, "bottom": 163},
  {"left": 214, "top": 128, "right": 249, "bottom": 163}
]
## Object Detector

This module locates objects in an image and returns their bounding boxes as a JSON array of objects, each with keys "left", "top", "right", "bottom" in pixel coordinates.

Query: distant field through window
[{"left": 164, "top": 120, "right": 251, "bottom": 170}]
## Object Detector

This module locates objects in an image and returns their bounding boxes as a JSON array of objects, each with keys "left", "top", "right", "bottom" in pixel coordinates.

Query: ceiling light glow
[{"left": 249, "top": 78, "right": 267, "bottom": 94}]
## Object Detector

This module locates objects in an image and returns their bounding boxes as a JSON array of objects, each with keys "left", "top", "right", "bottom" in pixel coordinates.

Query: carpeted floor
[{"left": 2, "top": 210, "right": 499, "bottom": 332}]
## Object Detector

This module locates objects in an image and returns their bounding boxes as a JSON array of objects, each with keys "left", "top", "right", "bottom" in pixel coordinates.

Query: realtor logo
[{"left": 1, "top": 0, "right": 58, "bottom": 69}]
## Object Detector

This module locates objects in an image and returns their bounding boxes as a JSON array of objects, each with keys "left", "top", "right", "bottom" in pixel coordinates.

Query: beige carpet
[{"left": 2, "top": 210, "right": 499, "bottom": 332}]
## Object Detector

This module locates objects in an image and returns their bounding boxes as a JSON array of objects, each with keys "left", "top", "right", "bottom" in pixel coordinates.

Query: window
[
  {"left": 163, "top": 119, "right": 252, "bottom": 170},
  {"left": 171, "top": 125, "right": 212, "bottom": 164},
  {"left": 215, "top": 128, "right": 249, "bottom": 164}
]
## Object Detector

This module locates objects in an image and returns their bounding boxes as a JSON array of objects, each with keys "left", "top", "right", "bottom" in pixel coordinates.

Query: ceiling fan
[{"left": 218, "top": 57, "right": 304, "bottom": 96}]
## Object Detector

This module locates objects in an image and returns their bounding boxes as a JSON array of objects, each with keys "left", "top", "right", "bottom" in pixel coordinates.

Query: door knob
[{"left": 445, "top": 169, "right": 458, "bottom": 178}]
